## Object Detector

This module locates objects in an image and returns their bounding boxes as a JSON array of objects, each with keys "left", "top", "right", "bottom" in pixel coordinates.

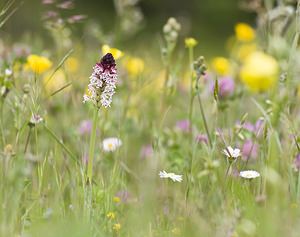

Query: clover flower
[
  {"left": 159, "top": 170, "right": 183, "bottom": 182},
  {"left": 102, "top": 137, "right": 122, "bottom": 152},
  {"left": 211, "top": 77, "right": 235, "bottom": 98},
  {"left": 239, "top": 170, "right": 260, "bottom": 179},
  {"left": 83, "top": 53, "right": 118, "bottom": 108}
]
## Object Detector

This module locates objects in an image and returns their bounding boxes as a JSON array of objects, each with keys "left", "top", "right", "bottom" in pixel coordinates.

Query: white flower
[
  {"left": 102, "top": 137, "right": 122, "bottom": 152},
  {"left": 239, "top": 170, "right": 260, "bottom": 179},
  {"left": 223, "top": 146, "right": 241, "bottom": 159},
  {"left": 159, "top": 170, "right": 183, "bottom": 182},
  {"left": 5, "top": 68, "right": 12, "bottom": 77},
  {"left": 29, "top": 114, "right": 43, "bottom": 125}
]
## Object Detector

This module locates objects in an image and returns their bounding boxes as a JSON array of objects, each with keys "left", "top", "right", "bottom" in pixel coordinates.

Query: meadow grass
[{"left": 1, "top": 0, "right": 300, "bottom": 236}]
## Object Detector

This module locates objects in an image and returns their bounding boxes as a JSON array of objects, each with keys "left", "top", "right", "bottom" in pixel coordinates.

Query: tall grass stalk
[{"left": 87, "top": 108, "right": 99, "bottom": 184}]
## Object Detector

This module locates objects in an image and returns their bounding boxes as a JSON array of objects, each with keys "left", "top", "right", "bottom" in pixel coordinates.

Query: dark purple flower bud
[
  {"left": 175, "top": 119, "right": 190, "bottom": 133},
  {"left": 242, "top": 140, "right": 258, "bottom": 160}
]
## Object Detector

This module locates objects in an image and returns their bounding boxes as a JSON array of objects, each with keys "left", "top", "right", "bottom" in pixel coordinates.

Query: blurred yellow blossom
[
  {"left": 185, "top": 37, "right": 198, "bottom": 48},
  {"left": 102, "top": 44, "right": 124, "bottom": 60},
  {"left": 106, "top": 212, "right": 116, "bottom": 220},
  {"left": 211, "top": 57, "right": 231, "bottom": 76},
  {"left": 113, "top": 223, "right": 121, "bottom": 232},
  {"left": 113, "top": 196, "right": 121, "bottom": 203},
  {"left": 43, "top": 69, "right": 70, "bottom": 94},
  {"left": 65, "top": 57, "right": 79, "bottom": 73},
  {"left": 235, "top": 23, "right": 255, "bottom": 42},
  {"left": 124, "top": 56, "right": 144, "bottom": 76},
  {"left": 240, "top": 51, "right": 279, "bottom": 92},
  {"left": 26, "top": 54, "right": 52, "bottom": 74},
  {"left": 236, "top": 43, "right": 257, "bottom": 61}
]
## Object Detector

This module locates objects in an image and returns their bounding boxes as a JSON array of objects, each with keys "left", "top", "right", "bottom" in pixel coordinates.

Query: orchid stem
[{"left": 87, "top": 108, "right": 99, "bottom": 184}]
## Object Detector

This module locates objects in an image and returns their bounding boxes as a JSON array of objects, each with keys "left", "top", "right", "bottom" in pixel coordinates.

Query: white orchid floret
[
  {"left": 159, "top": 170, "right": 183, "bottom": 182},
  {"left": 239, "top": 170, "right": 260, "bottom": 179},
  {"left": 102, "top": 137, "right": 122, "bottom": 152},
  {"left": 223, "top": 146, "right": 241, "bottom": 158}
]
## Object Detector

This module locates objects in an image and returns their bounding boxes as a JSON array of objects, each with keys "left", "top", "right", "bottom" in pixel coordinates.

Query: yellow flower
[
  {"left": 102, "top": 44, "right": 124, "bottom": 60},
  {"left": 113, "top": 223, "right": 121, "bottom": 232},
  {"left": 113, "top": 196, "right": 121, "bottom": 203},
  {"left": 211, "top": 57, "right": 231, "bottom": 76},
  {"left": 185, "top": 37, "right": 198, "bottom": 48},
  {"left": 235, "top": 23, "right": 255, "bottom": 42},
  {"left": 26, "top": 54, "right": 52, "bottom": 74},
  {"left": 240, "top": 51, "right": 279, "bottom": 92},
  {"left": 106, "top": 212, "right": 116, "bottom": 220},
  {"left": 43, "top": 69, "right": 70, "bottom": 94},
  {"left": 124, "top": 56, "right": 144, "bottom": 76},
  {"left": 235, "top": 43, "right": 257, "bottom": 61},
  {"left": 65, "top": 57, "right": 79, "bottom": 73}
]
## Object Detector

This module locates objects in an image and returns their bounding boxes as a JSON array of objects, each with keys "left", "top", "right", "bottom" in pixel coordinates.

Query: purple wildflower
[
  {"left": 176, "top": 119, "right": 190, "bottom": 133},
  {"left": 83, "top": 53, "right": 118, "bottom": 108},
  {"left": 140, "top": 144, "right": 154, "bottom": 159},
  {"left": 195, "top": 134, "right": 208, "bottom": 144},
  {"left": 211, "top": 76, "right": 235, "bottom": 98},
  {"left": 78, "top": 120, "right": 92, "bottom": 135},
  {"left": 242, "top": 140, "right": 258, "bottom": 160},
  {"left": 294, "top": 154, "right": 300, "bottom": 171}
]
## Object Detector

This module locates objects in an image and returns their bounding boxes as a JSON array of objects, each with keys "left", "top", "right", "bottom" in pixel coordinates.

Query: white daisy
[
  {"left": 102, "top": 137, "right": 122, "bottom": 152},
  {"left": 239, "top": 170, "right": 260, "bottom": 179},
  {"left": 159, "top": 170, "right": 183, "bottom": 182},
  {"left": 223, "top": 146, "right": 241, "bottom": 159}
]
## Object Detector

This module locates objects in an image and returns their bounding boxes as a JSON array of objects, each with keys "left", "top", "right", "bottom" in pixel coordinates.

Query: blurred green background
[{"left": 2, "top": 0, "right": 255, "bottom": 56}]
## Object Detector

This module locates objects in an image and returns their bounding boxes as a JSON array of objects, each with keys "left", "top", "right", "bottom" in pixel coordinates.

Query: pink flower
[
  {"left": 140, "top": 144, "right": 154, "bottom": 159},
  {"left": 78, "top": 120, "right": 92, "bottom": 135},
  {"left": 242, "top": 140, "right": 258, "bottom": 160},
  {"left": 195, "top": 134, "right": 208, "bottom": 144},
  {"left": 175, "top": 119, "right": 190, "bottom": 133},
  {"left": 294, "top": 154, "right": 300, "bottom": 171},
  {"left": 211, "top": 76, "right": 235, "bottom": 98}
]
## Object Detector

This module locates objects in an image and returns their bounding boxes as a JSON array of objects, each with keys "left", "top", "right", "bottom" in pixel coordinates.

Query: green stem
[
  {"left": 87, "top": 108, "right": 99, "bottom": 184},
  {"left": 197, "top": 91, "right": 212, "bottom": 148},
  {"left": 188, "top": 47, "right": 194, "bottom": 136}
]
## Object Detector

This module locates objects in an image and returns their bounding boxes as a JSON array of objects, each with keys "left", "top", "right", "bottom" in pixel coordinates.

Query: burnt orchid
[{"left": 83, "top": 53, "right": 118, "bottom": 109}]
